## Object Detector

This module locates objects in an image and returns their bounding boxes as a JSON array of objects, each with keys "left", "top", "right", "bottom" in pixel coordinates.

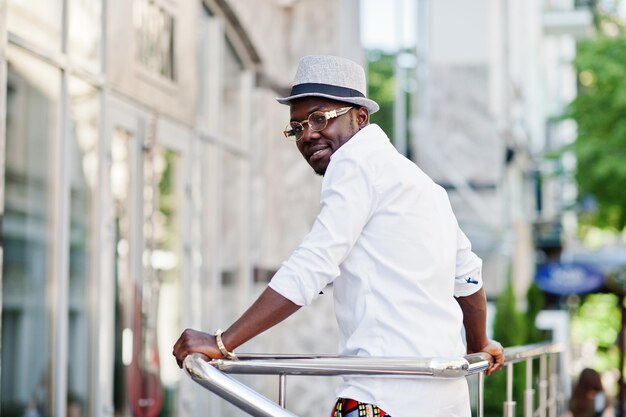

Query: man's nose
[{"left": 300, "top": 125, "right": 320, "bottom": 142}]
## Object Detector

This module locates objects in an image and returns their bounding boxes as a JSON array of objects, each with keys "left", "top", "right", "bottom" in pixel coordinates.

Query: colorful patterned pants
[{"left": 331, "top": 398, "right": 391, "bottom": 417}]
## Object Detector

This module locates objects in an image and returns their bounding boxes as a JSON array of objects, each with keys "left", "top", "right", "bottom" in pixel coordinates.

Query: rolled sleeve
[
  {"left": 453, "top": 227, "right": 483, "bottom": 297},
  {"left": 269, "top": 157, "right": 376, "bottom": 306}
]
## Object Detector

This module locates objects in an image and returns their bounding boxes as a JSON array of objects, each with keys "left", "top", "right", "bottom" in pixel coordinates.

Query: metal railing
[{"left": 184, "top": 342, "right": 564, "bottom": 417}]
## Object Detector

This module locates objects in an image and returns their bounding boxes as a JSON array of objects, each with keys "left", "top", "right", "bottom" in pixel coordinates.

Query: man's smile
[{"left": 307, "top": 144, "right": 333, "bottom": 162}]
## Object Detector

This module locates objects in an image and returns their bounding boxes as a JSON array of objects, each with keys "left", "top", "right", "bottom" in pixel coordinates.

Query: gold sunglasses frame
[{"left": 283, "top": 106, "right": 353, "bottom": 141}]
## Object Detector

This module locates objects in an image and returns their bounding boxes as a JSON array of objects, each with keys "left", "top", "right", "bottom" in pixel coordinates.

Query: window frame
[{"left": 0, "top": 1, "right": 106, "bottom": 416}]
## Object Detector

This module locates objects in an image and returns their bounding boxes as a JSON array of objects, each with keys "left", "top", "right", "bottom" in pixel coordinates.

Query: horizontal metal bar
[
  {"left": 207, "top": 352, "right": 491, "bottom": 378},
  {"left": 201, "top": 342, "right": 561, "bottom": 378},
  {"left": 467, "top": 353, "right": 493, "bottom": 373},
  {"left": 184, "top": 354, "right": 297, "bottom": 417},
  {"left": 186, "top": 342, "right": 560, "bottom": 380},
  {"left": 503, "top": 342, "right": 564, "bottom": 365}
]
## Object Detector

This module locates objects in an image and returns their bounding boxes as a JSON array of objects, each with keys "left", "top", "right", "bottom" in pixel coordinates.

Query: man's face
[{"left": 289, "top": 97, "right": 360, "bottom": 176}]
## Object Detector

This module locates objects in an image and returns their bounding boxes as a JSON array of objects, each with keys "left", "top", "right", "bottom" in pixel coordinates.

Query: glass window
[
  {"left": 7, "top": 0, "right": 62, "bottom": 52},
  {"left": 151, "top": 147, "right": 182, "bottom": 417},
  {"left": 134, "top": 142, "right": 183, "bottom": 417},
  {"left": 111, "top": 127, "right": 134, "bottom": 417},
  {"left": 68, "top": 0, "right": 103, "bottom": 73},
  {"left": 134, "top": 0, "right": 176, "bottom": 80},
  {"left": 67, "top": 77, "right": 100, "bottom": 417},
  {"left": 112, "top": 130, "right": 183, "bottom": 417},
  {"left": 1, "top": 47, "right": 60, "bottom": 417},
  {"left": 222, "top": 40, "right": 243, "bottom": 142}
]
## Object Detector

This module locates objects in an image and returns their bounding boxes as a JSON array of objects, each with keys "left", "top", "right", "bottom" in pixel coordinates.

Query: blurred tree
[
  {"left": 493, "top": 279, "right": 529, "bottom": 348},
  {"left": 365, "top": 50, "right": 395, "bottom": 137},
  {"left": 565, "top": 17, "right": 626, "bottom": 231},
  {"left": 571, "top": 293, "right": 620, "bottom": 371},
  {"left": 526, "top": 283, "right": 547, "bottom": 343}
]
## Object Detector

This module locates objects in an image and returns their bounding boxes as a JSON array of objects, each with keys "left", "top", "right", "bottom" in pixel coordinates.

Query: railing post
[
  {"left": 278, "top": 374, "right": 287, "bottom": 408},
  {"left": 548, "top": 353, "right": 557, "bottom": 417},
  {"left": 477, "top": 371, "right": 485, "bottom": 417},
  {"left": 503, "top": 363, "right": 516, "bottom": 417},
  {"left": 538, "top": 354, "right": 548, "bottom": 417},
  {"left": 524, "top": 358, "right": 534, "bottom": 417}
]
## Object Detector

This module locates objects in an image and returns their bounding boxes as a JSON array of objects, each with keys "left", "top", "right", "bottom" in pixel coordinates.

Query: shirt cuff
[
  {"left": 269, "top": 267, "right": 317, "bottom": 306},
  {"left": 453, "top": 273, "right": 483, "bottom": 297}
]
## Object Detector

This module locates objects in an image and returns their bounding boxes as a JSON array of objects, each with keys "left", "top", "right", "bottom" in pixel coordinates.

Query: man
[{"left": 173, "top": 55, "right": 504, "bottom": 416}]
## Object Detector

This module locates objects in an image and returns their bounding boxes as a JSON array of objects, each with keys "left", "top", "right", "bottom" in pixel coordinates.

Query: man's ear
[{"left": 356, "top": 107, "right": 369, "bottom": 128}]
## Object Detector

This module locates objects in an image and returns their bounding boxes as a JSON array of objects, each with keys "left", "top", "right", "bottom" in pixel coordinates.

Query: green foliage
[
  {"left": 365, "top": 49, "right": 414, "bottom": 156},
  {"left": 365, "top": 50, "right": 395, "bottom": 138},
  {"left": 525, "top": 283, "right": 547, "bottom": 343},
  {"left": 564, "top": 32, "right": 626, "bottom": 230},
  {"left": 493, "top": 280, "right": 528, "bottom": 347},
  {"left": 571, "top": 293, "right": 621, "bottom": 371}
]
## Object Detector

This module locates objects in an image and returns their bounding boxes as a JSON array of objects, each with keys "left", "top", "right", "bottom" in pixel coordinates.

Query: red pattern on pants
[{"left": 331, "top": 398, "right": 391, "bottom": 417}]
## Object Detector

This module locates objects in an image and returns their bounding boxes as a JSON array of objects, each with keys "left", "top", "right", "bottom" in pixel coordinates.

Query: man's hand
[
  {"left": 479, "top": 340, "right": 504, "bottom": 376},
  {"left": 172, "top": 329, "right": 222, "bottom": 368}
]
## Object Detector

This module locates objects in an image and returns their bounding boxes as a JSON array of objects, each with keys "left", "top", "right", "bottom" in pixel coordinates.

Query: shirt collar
[{"left": 329, "top": 123, "right": 386, "bottom": 162}]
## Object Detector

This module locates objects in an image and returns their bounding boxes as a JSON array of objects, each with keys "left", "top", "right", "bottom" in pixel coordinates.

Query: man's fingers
[
  {"left": 480, "top": 340, "right": 505, "bottom": 376},
  {"left": 172, "top": 334, "right": 188, "bottom": 364},
  {"left": 485, "top": 362, "right": 500, "bottom": 376},
  {"left": 173, "top": 347, "right": 187, "bottom": 369},
  {"left": 173, "top": 330, "right": 189, "bottom": 353},
  {"left": 173, "top": 328, "right": 214, "bottom": 368},
  {"left": 173, "top": 330, "right": 194, "bottom": 368},
  {"left": 487, "top": 354, "right": 504, "bottom": 375}
]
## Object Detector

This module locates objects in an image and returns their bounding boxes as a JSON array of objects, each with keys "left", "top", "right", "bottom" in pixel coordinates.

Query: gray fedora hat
[{"left": 276, "top": 55, "right": 380, "bottom": 114}]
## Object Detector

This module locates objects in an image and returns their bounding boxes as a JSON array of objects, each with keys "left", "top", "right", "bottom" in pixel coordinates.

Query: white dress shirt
[{"left": 269, "top": 124, "right": 483, "bottom": 417}]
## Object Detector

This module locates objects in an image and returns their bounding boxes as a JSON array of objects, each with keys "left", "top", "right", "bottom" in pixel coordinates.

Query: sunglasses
[{"left": 283, "top": 106, "right": 353, "bottom": 141}]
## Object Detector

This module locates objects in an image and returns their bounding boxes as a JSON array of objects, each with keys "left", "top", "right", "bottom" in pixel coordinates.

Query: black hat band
[{"left": 289, "top": 83, "right": 365, "bottom": 99}]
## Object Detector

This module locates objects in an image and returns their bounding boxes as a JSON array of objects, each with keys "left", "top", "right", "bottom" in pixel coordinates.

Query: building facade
[
  {"left": 0, "top": 0, "right": 362, "bottom": 416},
  {"left": 411, "top": 0, "right": 592, "bottom": 299}
]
